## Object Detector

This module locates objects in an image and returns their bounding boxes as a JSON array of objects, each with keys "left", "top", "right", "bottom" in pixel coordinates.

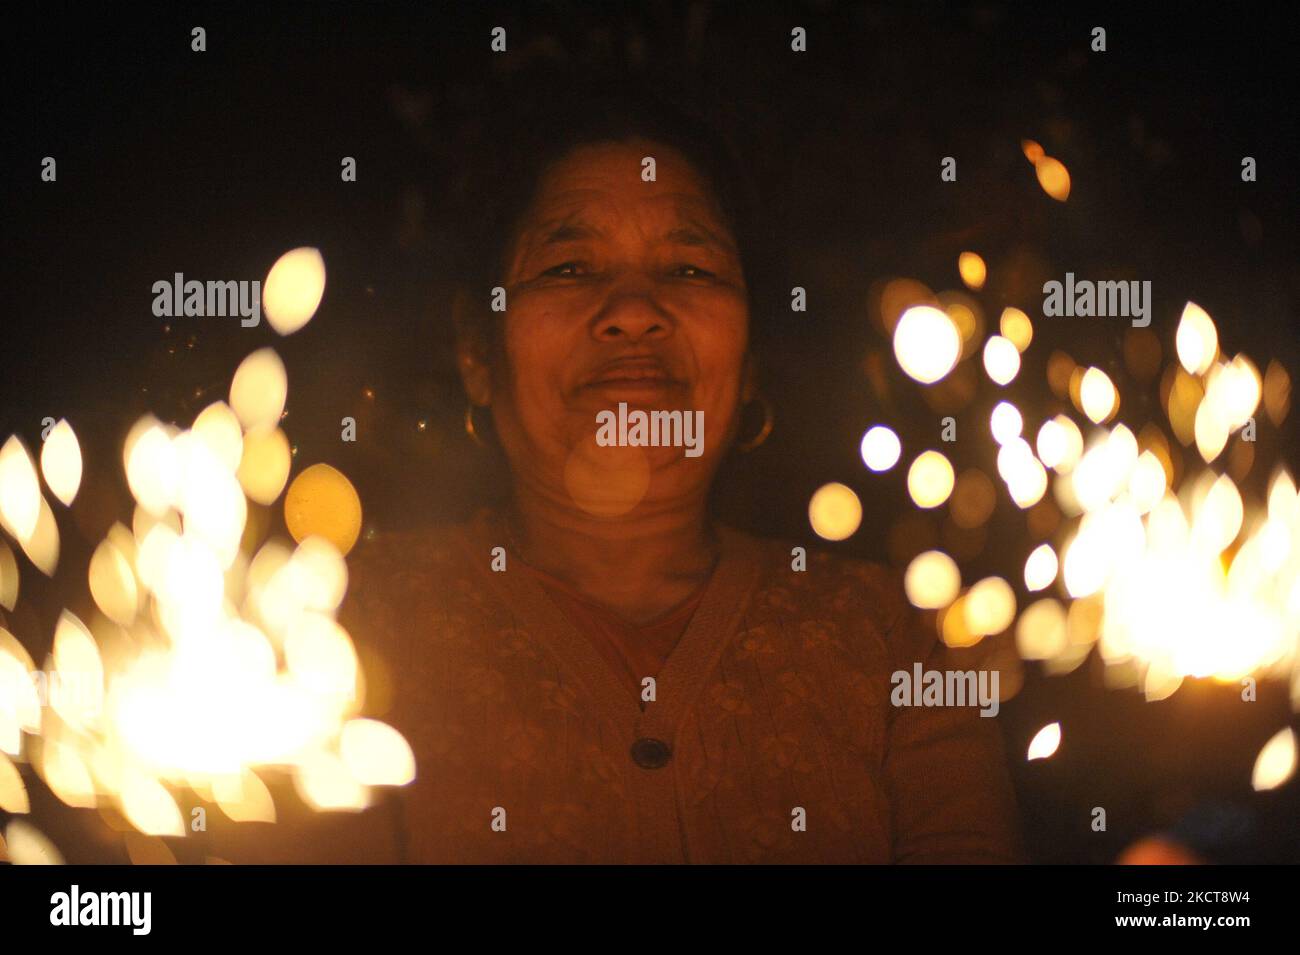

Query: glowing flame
[
  {"left": 907, "top": 451, "right": 955, "bottom": 508},
  {"left": 39, "top": 420, "right": 82, "bottom": 507},
  {"left": 1024, "top": 544, "right": 1059, "bottom": 592},
  {"left": 1251, "top": 727, "right": 1297, "bottom": 792},
  {"left": 1176, "top": 302, "right": 1219, "bottom": 376},
  {"left": 284, "top": 463, "right": 363, "bottom": 556},
  {"left": 340, "top": 718, "right": 417, "bottom": 786},
  {"left": 1079, "top": 367, "right": 1118, "bottom": 424},
  {"left": 964, "top": 576, "right": 1016, "bottom": 637},
  {"left": 229, "top": 348, "right": 288, "bottom": 432},
  {"left": 0, "top": 437, "right": 41, "bottom": 542},
  {"left": 893, "top": 306, "right": 961, "bottom": 384},
  {"left": 958, "top": 251, "right": 987, "bottom": 290},
  {"left": 868, "top": 251, "right": 1298, "bottom": 702},
  {"left": 0, "top": 340, "right": 413, "bottom": 853},
  {"left": 860, "top": 426, "right": 901, "bottom": 472},
  {"left": 999, "top": 307, "right": 1033, "bottom": 352},
  {"left": 263, "top": 247, "right": 327, "bottom": 336},
  {"left": 990, "top": 401, "right": 1023, "bottom": 446},
  {"left": 983, "top": 335, "right": 1021, "bottom": 385},
  {"left": 904, "top": 550, "right": 961, "bottom": 609},
  {"left": 1034, "top": 156, "right": 1071, "bottom": 201},
  {"left": 1028, "top": 722, "right": 1062, "bottom": 760},
  {"left": 809, "top": 482, "right": 862, "bottom": 541}
]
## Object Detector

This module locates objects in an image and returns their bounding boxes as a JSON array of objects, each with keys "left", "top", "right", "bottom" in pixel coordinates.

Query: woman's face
[{"left": 463, "top": 138, "right": 752, "bottom": 514}]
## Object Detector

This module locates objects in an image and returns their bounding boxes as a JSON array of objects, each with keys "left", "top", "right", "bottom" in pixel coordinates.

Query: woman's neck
[{"left": 503, "top": 486, "right": 721, "bottom": 625}]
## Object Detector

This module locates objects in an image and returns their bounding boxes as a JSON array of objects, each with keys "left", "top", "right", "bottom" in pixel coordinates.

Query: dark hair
[{"left": 447, "top": 70, "right": 766, "bottom": 348}]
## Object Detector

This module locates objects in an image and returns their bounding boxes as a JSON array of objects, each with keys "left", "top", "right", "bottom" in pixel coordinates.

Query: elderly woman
[{"left": 223, "top": 85, "right": 1022, "bottom": 864}]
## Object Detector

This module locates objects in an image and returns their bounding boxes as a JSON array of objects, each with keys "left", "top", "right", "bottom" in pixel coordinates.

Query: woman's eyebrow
[
  {"left": 664, "top": 226, "right": 718, "bottom": 247},
  {"left": 538, "top": 221, "right": 600, "bottom": 245},
  {"left": 664, "top": 222, "right": 736, "bottom": 255}
]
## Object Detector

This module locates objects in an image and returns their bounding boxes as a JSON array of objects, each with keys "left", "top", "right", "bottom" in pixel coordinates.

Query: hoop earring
[
  {"left": 464, "top": 403, "right": 488, "bottom": 446},
  {"left": 734, "top": 395, "right": 774, "bottom": 452}
]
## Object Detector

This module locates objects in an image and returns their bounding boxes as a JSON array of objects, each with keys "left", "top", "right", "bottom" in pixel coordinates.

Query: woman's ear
[{"left": 452, "top": 288, "right": 493, "bottom": 406}]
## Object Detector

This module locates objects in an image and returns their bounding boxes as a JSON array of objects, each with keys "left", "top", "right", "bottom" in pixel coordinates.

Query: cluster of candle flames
[
  {"left": 1, "top": 146, "right": 1296, "bottom": 862},
  {"left": 806, "top": 144, "right": 1299, "bottom": 793},
  {"left": 0, "top": 248, "right": 414, "bottom": 863}
]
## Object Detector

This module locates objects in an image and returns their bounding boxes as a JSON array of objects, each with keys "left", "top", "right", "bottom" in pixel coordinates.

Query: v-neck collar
[{"left": 455, "top": 508, "right": 765, "bottom": 740}]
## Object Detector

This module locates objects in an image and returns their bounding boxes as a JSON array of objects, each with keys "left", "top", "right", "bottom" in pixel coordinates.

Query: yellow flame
[
  {"left": 999, "top": 307, "right": 1033, "bottom": 352},
  {"left": 1017, "top": 599, "right": 1067, "bottom": 660},
  {"left": 229, "top": 348, "right": 289, "bottom": 432},
  {"left": 990, "top": 401, "right": 1023, "bottom": 446},
  {"left": 120, "top": 773, "right": 185, "bottom": 836},
  {"left": 214, "top": 770, "right": 277, "bottom": 823},
  {"left": 0, "top": 436, "right": 42, "bottom": 542},
  {"left": 0, "top": 347, "right": 416, "bottom": 848},
  {"left": 237, "top": 425, "right": 292, "bottom": 505},
  {"left": 964, "top": 576, "right": 1016, "bottom": 636},
  {"left": 1176, "top": 302, "right": 1219, "bottom": 376},
  {"left": 1034, "top": 156, "right": 1071, "bottom": 201},
  {"left": 124, "top": 418, "right": 179, "bottom": 518},
  {"left": 983, "top": 335, "right": 1021, "bottom": 385},
  {"left": 1024, "top": 543, "right": 1059, "bottom": 592},
  {"left": 3, "top": 820, "right": 63, "bottom": 864},
  {"left": 263, "top": 247, "right": 327, "bottom": 336},
  {"left": 0, "top": 540, "right": 17, "bottom": 611},
  {"left": 340, "top": 719, "right": 416, "bottom": 787},
  {"left": 88, "top": 533, "right": 139, "bottom": 626},
  {"left": 859, "top": 426, "right": 901, "bottom": 472},
  {"left": 1037, "top": 415, "right": 1083, "bottom": 473},
  {"left": 1252, "top": 727, "right": 1297, "bottom": 791},
  {"left": 39, "top": 420, "right": 82, "bottom": 507},
  {"left": 51, "top": 611, "right": 104, "bottom": 731},
  {"left": 904, "top": 550, "right": 961, "bottom": 609},
  {"left": 808, "top": 482, "right": 862, "bottom": 541},
  {"left": 907, "top": 451, "right": 955, "bottom": 508},
  {"left": 284, "top": 463, "right": 363, "bottom": 556},
  {"left": 1027, "top": 722, "right": 1062, "bottom": 760},
  {"left": 1079, "top": 367, "right": 1118, "bottom": 424},
  {"left": 0, "top": 751, "right": 30, "bottom": 813},
  {"left": 958, "top": 251, "right": 987, "bottom": 290},
  {"left": 296, "top": 750, "right": 371, "bottom": 812},
  {"left": 893, "top": 306, "right": 961, "bottom": 385}
]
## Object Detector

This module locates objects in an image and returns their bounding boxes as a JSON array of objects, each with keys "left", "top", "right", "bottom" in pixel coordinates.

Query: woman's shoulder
[
  {"left": 719, "top": 523, "right": 912, "bottom": 636},
  {"left": 344, "top": 507, "right": 498, "bottom": 584},
  {"left": 336, "top": 511, "right": 491, "bottom": 643}
]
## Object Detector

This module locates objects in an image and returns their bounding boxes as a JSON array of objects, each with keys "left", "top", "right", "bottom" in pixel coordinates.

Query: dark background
[{"left": 2, "top": 1, "right": 1298, "bottom": 862}]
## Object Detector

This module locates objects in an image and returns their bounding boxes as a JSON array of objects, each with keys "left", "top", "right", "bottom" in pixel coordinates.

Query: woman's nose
[{"left": 590, "top": 275, "right": 673, "bottom": 342}]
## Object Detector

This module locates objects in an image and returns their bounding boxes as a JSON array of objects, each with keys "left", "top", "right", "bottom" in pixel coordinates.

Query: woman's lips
[
  {"left": 579, "top": 377, "right": 685, "bottom": 401},
  {"left": 578, "top": 358, "right": 686, "bottom": 394}
]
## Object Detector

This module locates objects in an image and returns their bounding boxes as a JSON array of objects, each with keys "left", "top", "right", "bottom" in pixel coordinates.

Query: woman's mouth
[{"left": 578, "top": 357, "right": 686, "bottom": 396}]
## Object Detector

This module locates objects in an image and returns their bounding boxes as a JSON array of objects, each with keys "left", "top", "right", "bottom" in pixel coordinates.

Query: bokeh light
[
  {"left": 860, "top": 425, "right": 902, "bottom": 472},
  {"left": 262, "top": 247, "right": 327, "bottom": 336},
  {"left": 904, "top": 550, "right": 961, "bottom": 609},
  {"left": 893, "top": 306, "right": 961, "bottom": 384},
  {"left": 808, "top": 482, "right": 863, "bottom": 541},
  {"left": 907, "top": 451, "right": 955, "bottom": 508}
]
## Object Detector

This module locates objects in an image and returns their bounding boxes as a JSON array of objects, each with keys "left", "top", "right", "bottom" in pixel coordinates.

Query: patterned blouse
[{"left": 210, "top": 507, "right": 1023, "bottom": 863}]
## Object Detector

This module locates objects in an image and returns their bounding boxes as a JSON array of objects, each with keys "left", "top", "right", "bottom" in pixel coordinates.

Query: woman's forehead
[
  {"left": 528, "top": 141, "right": 723, "bottom": 217},
  {"left": 527, "top": 189, "right": 726, "bottom": 236},
  {"left": 516, "top": 149, "right": 733, "bottom": 250}
]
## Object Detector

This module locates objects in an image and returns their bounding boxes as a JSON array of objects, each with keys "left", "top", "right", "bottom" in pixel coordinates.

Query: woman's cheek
[{"left": 503, "top": 313, "right": 567, "bottom": 392}]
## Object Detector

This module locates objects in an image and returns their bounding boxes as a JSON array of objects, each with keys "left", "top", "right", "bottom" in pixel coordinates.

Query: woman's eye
[
  {"left": 672, "top": 264, "right": 715, "bottom": 279},
  {"left": 541, "top": 261, "right": 586, "bottom": 277}
]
